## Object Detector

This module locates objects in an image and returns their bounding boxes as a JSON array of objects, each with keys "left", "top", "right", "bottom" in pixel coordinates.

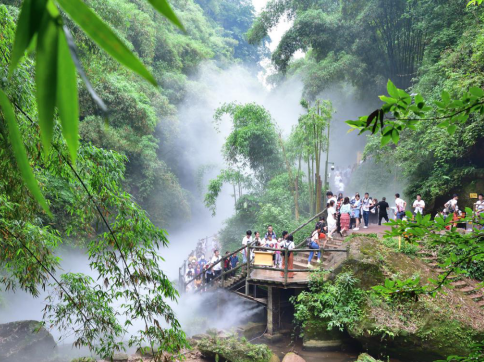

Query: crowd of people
[{"left": 184, "top": 191, "right": 484, "bottom": 291}]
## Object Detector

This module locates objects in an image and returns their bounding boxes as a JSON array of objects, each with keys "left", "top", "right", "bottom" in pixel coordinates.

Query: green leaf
[
  {"left": 441, "top": 90, "right": 450, "bottom": 105},
  {"left": 381, "top": 133, "right": 392, "bottom": 146},
  {"left": 56, "top": 0, "right": 157, "bottom": 86},
  {"left": 469, "top": 87, "right": 484, "bottom": 97},
  {"left": 387, "top": 79, "right": 399, "bottom": 99},
  {"left": 379, "top": 95, "right": 397, "bottom": 105},
  {"left": 57, "top": 29, "right": 79, "bottom": 164},
  {"left": 0, "top": 90, "right": 52, "bottom": 217},
  {"left": 447, "top": 125, "right": 457, "bottom": 135},
  {"left": 391, "top": 129, "right": 400, "bottom": 144},
  {"left": 36, "top": 14, "right": 59, "bottom": 154},
  {"left": 437, "top": 120, "right": 450, "bottom": 128},
  {"left": 9, "top": 0, "right": 47, "bottom": 74},
  {"left": 147, "top": 0, "right": 184, "bottom": 31}
]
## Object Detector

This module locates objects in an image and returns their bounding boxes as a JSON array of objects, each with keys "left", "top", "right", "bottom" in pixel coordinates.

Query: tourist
[
  {"left": 264, "top": 233, "right": 277, "bottom": 267},
  {"left": 327, "top": 191, "right": 337, "bottom": 205},
  {"left": 275, "top": 238, "right": 283, "bottom": 268},
  {"left": 223, "top": 251, "right": 232, "bottom": 275},
  {"left": 265, "top": 225, "right": 277, "bottom": 239},
  {"left": 280, "top": 234, "right": 295, "bottom": 278},
  {"left": 369, "top": 198, "right": 378, "bottom": 225},
  {"left": 395, "top": 193, "right": 407, "bottom": 220},
  {"left": 198, "top": 254, "right": 207, "bottom": 269},
  {"left": 315, "top": 215, "right": 327, "bottom": 233},
  {"left": 352, "top": 193, "right": 362, "bottom": 230},
  {"left": 231, "top": 251, "right": 239, "bottom": 274},
  {"left": 327, "top": 200, "right": 337, "bottom": 240},
  {"left": 475, "top": 194, "right": 484, "bottom": 229},
  {"left": 362, "top": 192, "right": 371, "bottom": 229},
  {"left": 210, "top": 249, "right": 222, "bottom": 280},
  {"left": 253, "top": 231, "right": 262, "bottom": 246},
  {"left": 413, "top": 194, "right": 425, "bottom": 215},
  {"left": 185, "top": 270, "right": 194, "bottom": 292},
  {"left": 444, "top": 194, "right": 459, "bottom": 216},
  {"left": 242, "top": 230, "right": 252, "bottom": 263},
  {"left": 338, "top": 180, "right": 345, "bottom": 194},
  {"left": 340, "top": 197, "right": 351, "bottom": 236},
  {"left": 377, "top": 197, "right": 390, "bottom": 225},
  {"left": 307, "top": 226, "right": 321, "bottom": 267},
  {"left": 205, "top": 264, "right": 214, "bottom": 284}
]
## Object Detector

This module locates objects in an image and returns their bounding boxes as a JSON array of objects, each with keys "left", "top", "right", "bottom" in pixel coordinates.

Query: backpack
[
  {"left": 305, "top": 237, "right": 313, "bottom": 247},
  {"left": 446, "top": 200, "right": 455, "bottom": 214}
]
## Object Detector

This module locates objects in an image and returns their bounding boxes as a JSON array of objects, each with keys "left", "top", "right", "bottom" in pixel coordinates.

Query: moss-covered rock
[
  {"left": 198, "top": 335, "right": 273, "bottom": 362},
  {"left": 0, "top": 320, "right": 56, "bottom": 362},
  {"left": 355, "top": 353, "right": 382, "bottom": 362},
  {"left": 340, "top": 237, "right": 484, "bottom": 361}
]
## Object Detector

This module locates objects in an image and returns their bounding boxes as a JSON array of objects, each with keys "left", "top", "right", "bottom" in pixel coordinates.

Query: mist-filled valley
[{"left": 2, "top": 0, "right": 484, "bottom": 362}]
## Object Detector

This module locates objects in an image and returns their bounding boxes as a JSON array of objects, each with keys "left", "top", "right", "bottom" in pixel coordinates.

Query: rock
[
  {"left": 268, "top": 353, "right": 281, "bottom": 362},
  {"left": 240, "top": 322, "right": 266, "bottom": 340},
  {"left": 342, "top": 236, "right": 484, "bottom": 361},
  {"left": 303, "top": 339, "right": 343, "bottom": 351},
  {"left": 191, "top": 333, "right": 210, "bottom": 341},
  {"left": 0, "top": 320, "right": 56, "bottom": 362},
  {"left": 112, "top": 352, "right": 128, "bottom": 362},
  {"left": 198, "top": 336, "right": 273, "bottom": 362},
  {"left": 263, "top": 333, "right": 283, "bottom": 343},
  {"left": 355, "top": 353, "right": 382, "bottom": 362},
  {"left": 281, "top": 352, "right": 305, "bottom": 362}
]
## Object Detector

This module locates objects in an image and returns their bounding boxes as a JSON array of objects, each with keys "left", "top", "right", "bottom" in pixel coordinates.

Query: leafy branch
[
  {"left": 346, "top": 79, "right": 484, "bottom": 147},
  {"left": 1, "top": 0, "right": 184, "bottom": 215}
]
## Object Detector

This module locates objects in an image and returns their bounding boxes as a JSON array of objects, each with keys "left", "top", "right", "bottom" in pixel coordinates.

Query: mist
[{"left": 0, "top": 58, "right": 380, "bottom": 360}]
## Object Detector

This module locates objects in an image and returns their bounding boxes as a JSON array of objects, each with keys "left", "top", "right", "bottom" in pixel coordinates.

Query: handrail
[{"left": 181, "top": 207, "right": 338, "bottom": 292}]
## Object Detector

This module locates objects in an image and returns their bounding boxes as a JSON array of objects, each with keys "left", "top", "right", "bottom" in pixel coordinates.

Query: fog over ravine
[{"left": 0, "top": 60, "right": 373, "bottom": 351}]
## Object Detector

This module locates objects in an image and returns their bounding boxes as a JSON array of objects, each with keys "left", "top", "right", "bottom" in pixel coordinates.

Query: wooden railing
[{"left": 179, "top": 207, "right": 351, "bottom": 293}]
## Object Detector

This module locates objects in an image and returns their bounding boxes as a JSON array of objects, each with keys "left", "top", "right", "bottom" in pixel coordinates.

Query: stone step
[
  {"left": 446, "top": 274, "right": 460, "bottom": 280},
  {"left": 468, "top": 293, "right": 484, "bottom": 300},
  {"left": 459, "top": 286, "right": 475, "bottom": 293},
  {"left": 422, "top": 257, "right": 438, "bottom": 261},
  {"left": 451, "top": 280, "right": 467, "bottom": 288},
  {"left": 428, "top": 262, "right": 439, "bottom": 268},
  {"left": 435, "top": 269, "right": 447, "bottom": 273},
  {"left": 418, "top": 250, "right": 433, "bottom": 255},
  {"left": 477, "top": 300, "right": 484, "bottom": 308}
]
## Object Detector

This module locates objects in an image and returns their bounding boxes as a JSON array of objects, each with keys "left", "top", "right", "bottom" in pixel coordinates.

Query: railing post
[
  {"left": 245, "top": 245, "right": 251, "bottom": 295},
  {"left": 222, "top": 260, "right": 225, "bottom": 289},
  {"left": 202, "top": 268, "right": 206, "bottom": 292},
  {"left": 284, "top": 247, "right": 288, "bottom": 286}
]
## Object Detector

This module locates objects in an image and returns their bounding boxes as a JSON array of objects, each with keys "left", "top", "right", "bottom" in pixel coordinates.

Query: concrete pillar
[{"left": 267, "top": 287, "right": 280, "bottom": 335}]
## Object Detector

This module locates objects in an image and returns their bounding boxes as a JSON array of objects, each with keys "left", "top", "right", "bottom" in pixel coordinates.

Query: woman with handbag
[{"left": 340, "top": 197, "right": 351, "bottom": 236}]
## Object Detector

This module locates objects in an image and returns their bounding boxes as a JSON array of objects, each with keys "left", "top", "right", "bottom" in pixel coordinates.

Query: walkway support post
[
  {"left": 267, "top": 287, "right": 280, "bottom": 335},
  {"left": 284, "top": 248, "right": 288, "bottom": 286},
  {"left": 245, "top": 245, "right": 251, "bottom": 295}
]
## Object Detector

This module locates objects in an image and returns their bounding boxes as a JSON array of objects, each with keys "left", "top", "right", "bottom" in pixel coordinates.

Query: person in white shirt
[
  {"left": 327, "top": 200, "right": 337, "bottom": 240},
  {"left": 475, "top": 194, "right": 484, "bottom": 213},
  {"left": 475, "top": 194, "right": 484, "bottom": 230},
  {"left": 361, "top": 192, "right": 371, "bottom": 228},
  {"left": 241, "top": 230, "right": 252, "bottom": 263},
  {"left": 280, "top": 233, "right": 295, "bottom": 278},
  {"left": 210, "top": 249, "right": 222, "bottom": 279},
  {"left": 338, "top": 180, "right": 345, "bottom": 194},
  {"left": 326, "top": 191, "right": 337, "bottom": 205},
  {"left": 413, "top": 194, "right": 425, "bottom": 215},
  {"left": 395, "top": 193, "right": 407, "bottom": 220},
  {"left": 444, "top": 194, "right": 459, "bottom": 216}
]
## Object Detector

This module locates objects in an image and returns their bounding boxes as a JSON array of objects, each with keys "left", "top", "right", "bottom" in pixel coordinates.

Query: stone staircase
[
  {"left": 417, "top": 248, "right": 484, "bottom": 308},
  {"left": 293, "top": 238, "right": 344, "bottom": 270}
]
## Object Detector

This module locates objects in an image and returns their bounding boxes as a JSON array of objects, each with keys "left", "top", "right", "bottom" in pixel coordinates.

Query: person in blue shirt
[
  {"left": 198, "top": 254, "right": 207, "bottom": 269},
  {"left": 230, "top": 253, "right": 239, "bottom": 276}
]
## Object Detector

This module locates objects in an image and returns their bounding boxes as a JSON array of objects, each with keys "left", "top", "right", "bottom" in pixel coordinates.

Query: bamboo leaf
[
  {"left": 56, "top": 0, "right": 157, "bottom": 86},
  {"left": 381, "top": 133, "right": 392, "bottom": 146},
  {"left": 36, "top": 14, "right": 59, "bottom": 154},
  {"left": 0, "top": 90, "right": 51, "bottom": 217},
  {"left": 147, "top": 0, "right": 184, "bottom": 31},
  {"left": 469, "top": 87, "right": 484, "bottom": 98},
  {"left": 57, "top": 30, "right": 79, "bottom": 165},
  {"left": 9, "top": 0, "right": 47, "bottom": 74}
]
